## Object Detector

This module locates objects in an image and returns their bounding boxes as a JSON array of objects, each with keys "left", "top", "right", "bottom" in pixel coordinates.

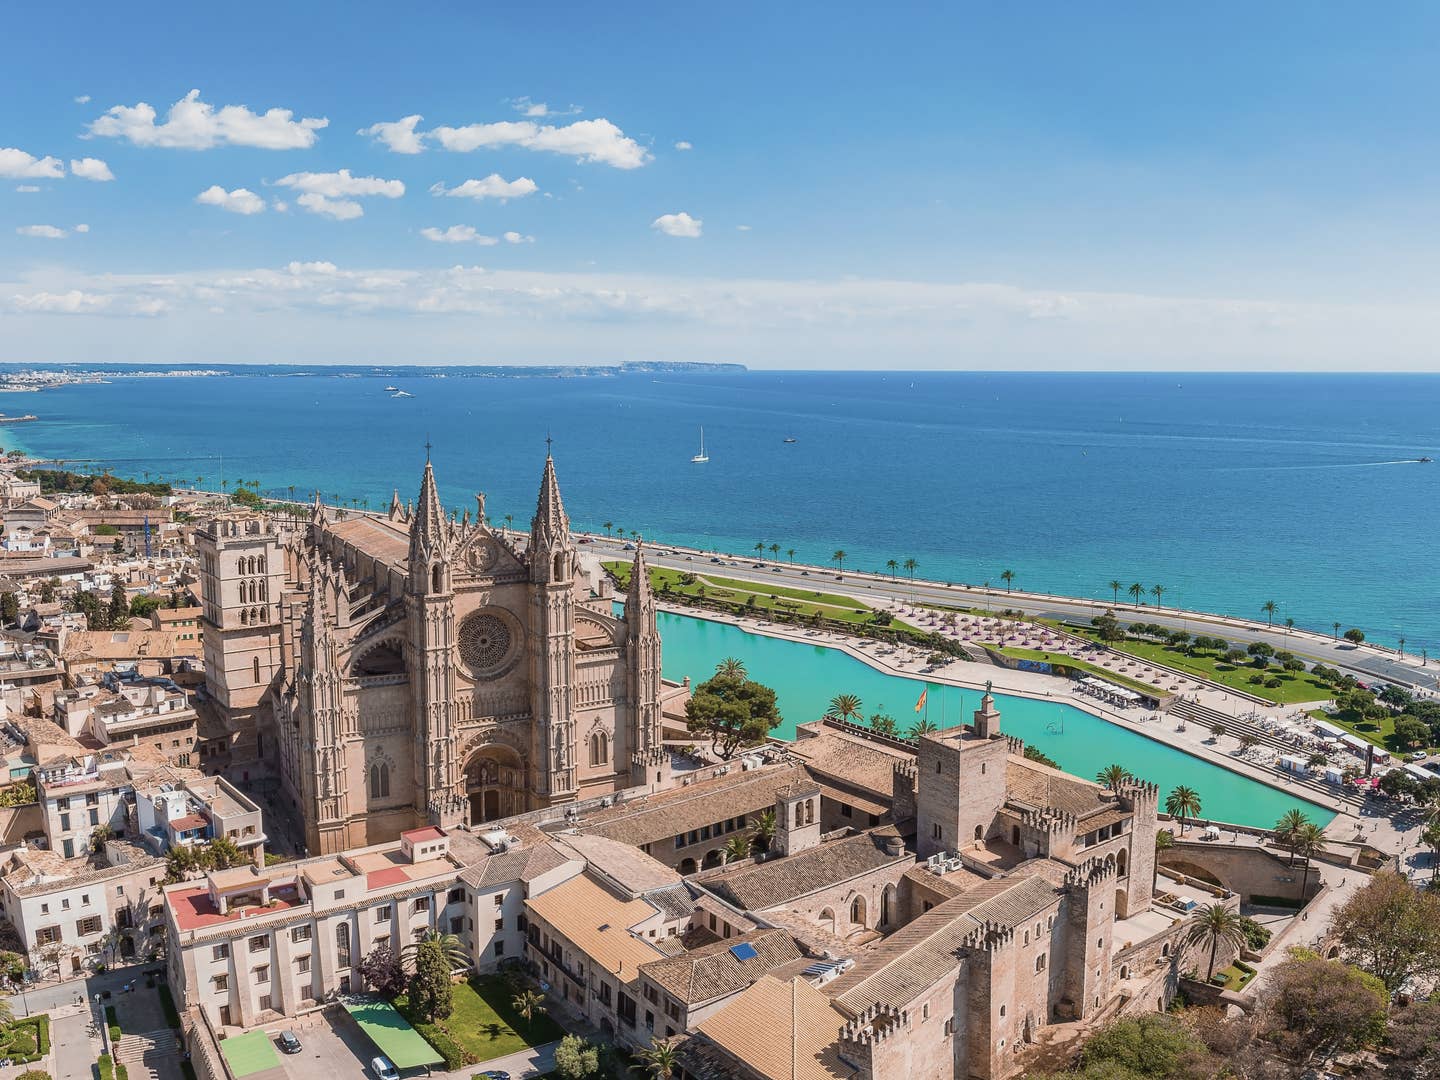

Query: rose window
[{"left": 459, "top": 612, "right": 514, "bottom": 676}]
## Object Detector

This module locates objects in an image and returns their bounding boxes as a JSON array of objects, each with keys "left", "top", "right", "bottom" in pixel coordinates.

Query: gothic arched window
[
  {"left": 252, "top": 657, "right": 261, "bottom": 684},
  {"left": 257, "top": 555, "right": 266, "bottom": 573},
  {"left": 589, "top": 730, "right": 608, "bottom": 767},
  {"left": 370, "top": 762, "right": 390, "bottom": 799},
  {"left": 239, "top": 608, "right": 248, "bottom": 626}
]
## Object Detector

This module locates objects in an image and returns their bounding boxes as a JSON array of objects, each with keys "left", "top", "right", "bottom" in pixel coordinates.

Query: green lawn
[
  {"left": 1067, "top": 629, "right": 1334, "bottom": 704},
  {"left": 1305, "top": 705, "right": 1439, "bottom": 754},
  {"left": 397, "top": 976, "right": 564, "bottom": 1065},
  {"left": 1213, "top": 961, "right": 1257, "bottom": 991},
  {"left": 994, "top": 647, "right": 1167, "bottom": 697}
]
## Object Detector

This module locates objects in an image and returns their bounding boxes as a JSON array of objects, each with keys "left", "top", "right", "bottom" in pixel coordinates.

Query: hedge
[
  {"left": 104, "top": 1004, "right": 121, "bottom": 1042},
  {"left": 17, "top": 1071, "right": 49, "bottom": 1080},
  {"left": 98, "top": 1055, "right": 115, "bottom": 1080},
  {"left": 35, "top": 1015, "right": 48, "bottom": 1056}
]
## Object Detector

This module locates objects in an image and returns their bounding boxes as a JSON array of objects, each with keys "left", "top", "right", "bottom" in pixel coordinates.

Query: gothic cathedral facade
[{"left": 198, "top": 453, "right": 664, "bottom": 855}]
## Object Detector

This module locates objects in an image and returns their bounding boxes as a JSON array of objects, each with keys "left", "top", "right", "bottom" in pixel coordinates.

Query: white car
[{"left": 371, "top": 1057, "right": 399, "bottom": 1080}]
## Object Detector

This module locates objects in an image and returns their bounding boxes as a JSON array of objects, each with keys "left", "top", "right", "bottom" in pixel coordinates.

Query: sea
[{"left": 5, "top": 367, "right": 1438, "bottom": 650}]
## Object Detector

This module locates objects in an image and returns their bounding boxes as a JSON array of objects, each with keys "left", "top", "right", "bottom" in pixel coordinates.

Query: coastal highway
[{"left": 580, "top": 535, "right": 1440, "bottom": 694}]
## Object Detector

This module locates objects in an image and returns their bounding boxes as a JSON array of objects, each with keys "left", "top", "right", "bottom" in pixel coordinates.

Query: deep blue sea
[{"left": 6, "top": 369, "right": 1438, "bottom": 649}]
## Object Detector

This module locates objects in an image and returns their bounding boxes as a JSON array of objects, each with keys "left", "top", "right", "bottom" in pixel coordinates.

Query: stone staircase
[{"left": 114, "top": 1028, "right": 182, "bottom": 1080}]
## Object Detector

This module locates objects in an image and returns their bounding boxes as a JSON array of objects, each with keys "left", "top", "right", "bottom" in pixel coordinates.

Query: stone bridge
[{"left": 1159, "top": 839, "right": 1321, "bottom": 907}]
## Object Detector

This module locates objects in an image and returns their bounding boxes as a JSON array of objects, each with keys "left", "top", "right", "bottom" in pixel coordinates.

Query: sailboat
[{"left": 691, "top": 427, "right": 709, "bottom": 463}]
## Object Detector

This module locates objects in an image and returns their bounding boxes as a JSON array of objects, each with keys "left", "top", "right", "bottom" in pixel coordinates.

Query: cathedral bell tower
[
  {"left": 528, "top": 451, "right": 578, "bottom": 806},
  {"left": 405, "top": 453, "right": 462, "bottom": 828},
  {"left": 299, "top": 560, "right": 347, "bottom": 853}
]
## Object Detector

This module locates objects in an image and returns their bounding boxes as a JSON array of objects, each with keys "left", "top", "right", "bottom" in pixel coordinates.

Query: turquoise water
[{"left": 657, "top": 611, "right": 1337, "bottom": 830}]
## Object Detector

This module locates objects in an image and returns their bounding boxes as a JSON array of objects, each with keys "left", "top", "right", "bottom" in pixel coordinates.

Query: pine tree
[{"left": 407, "top": 940, "right": 453, "bottom": 1022}]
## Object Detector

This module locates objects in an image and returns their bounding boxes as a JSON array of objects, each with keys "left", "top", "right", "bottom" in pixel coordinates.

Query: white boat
[
  {"left": 384, "top": 385, "right": 399, "bottom": 392},
  {"left": 391, "top": 390, "right": 413, "bottom": 399},
  {"left": 691, "top": 427, "right": 709, "bottom": 463}
]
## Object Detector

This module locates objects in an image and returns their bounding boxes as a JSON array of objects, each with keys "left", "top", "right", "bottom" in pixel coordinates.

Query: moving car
[
  {"left": 277, "top": 1031, "right": 301, "bottom": 1055},
  {"left": 371, "top": 1057, "right": 399, "bottom": 1080}
]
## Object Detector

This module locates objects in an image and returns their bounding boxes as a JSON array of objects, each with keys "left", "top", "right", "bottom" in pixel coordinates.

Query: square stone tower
[
  {"left": 773, "top": 779, "right": 822, "bottom": 857},
  {"left": 916, "top": 688, "right": 1009, "bottom": 859},
  {"left": 196, "top": 514, "right": 286, "bottom": 769}
]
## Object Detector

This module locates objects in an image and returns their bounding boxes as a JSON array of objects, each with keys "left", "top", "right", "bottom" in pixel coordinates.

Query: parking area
[{"left": 259, "top": 1008, "right": 379, "bottom": 1080}]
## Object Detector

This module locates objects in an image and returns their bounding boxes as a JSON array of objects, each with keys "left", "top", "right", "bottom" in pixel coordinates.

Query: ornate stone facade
[{"left": 201, "top": 453, "right": 663, "bottom": 854}]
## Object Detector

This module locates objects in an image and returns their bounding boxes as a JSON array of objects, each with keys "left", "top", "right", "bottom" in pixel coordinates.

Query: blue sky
[{"left": 4, "top": 3, "right": 1440, "bottom": 369}]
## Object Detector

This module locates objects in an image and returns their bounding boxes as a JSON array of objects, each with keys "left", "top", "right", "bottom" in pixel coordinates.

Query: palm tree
[
  {"left": 909, "top": 717, "right": 938, "bottom": 738},
  {"left": 1261, "top": 600, "right": 1277, "bottom": 627},
  {"left": 1399, "top": 636, "right": 1407, "bottom": 658},
  {"left": 503, "top": 513, "right": 514, "bottom": 534},
  {"left": 886, "top": 559, "right": 899, "bottom": 578},
  {"left": 603, "top": 521, "right": 613, "bottom": 538},
  {"left": 1165, "top": 785, "right": 1202, "bottom": 833},
  {"left": 715, "top": 657, "right": 747, "bottom": 679},
  {"left": 1183, "top": 903, "right": 1247, "bottom": 980},
  {"left": 786, "top": 548, "right": 796, "bottom": 564},
  {"left": 633, "top": 1037, "right": 679, "bottom": 1079},
  {"left": 1109, "top": 580, "right": 1123, "bottom": 606},
  {"left": 1284, "top": 617, "right": 1295, "bottom": 634},
  {"left": 1293, "top": 823, "right": 1326, "bottom": 901},
  {"left": 769, "top": 544, "right": 781, "bottom": 560},
  {"left": 512, "top": 988, "right": 546, "bottom": 1031},
  {"left": 1000, "top": 569, "right": 1016, "bottom": 592},
  {"left": 1128, "top": 582, "right": 1145, "bottom": 606},
  {"left": 401, "top": 928, "right": 467, "bottom": 972},
  {"left": 826, "top": 693, "right": 863, "bottom": 724},
  {"left": 1273, "top": 809, "right": 1308, "bottom": 865},
  {"left": 723, "top": 834, "right": 752, "bottom": 864},
  {"left": 750, "top": 809, "right": 777, "bottom": 852},
  {"left": 832, "top": 550, "right": 847, "bottom": 571},
  {"left": 903, "top": 558, "right": 917, "bottom": 580},
  {"left": 1153, "top": 829, "right": 1174, "bottom": 892},
  {"left": 755, "top": 542, "right": 766, "bottom": 557},
  {"left": 1095, "top": 764, "right": 1131, "bottom": 791},
  {"left": 1333, "top": 621, "right": 1342, "bottom": 640},
  {"left": 1151, "top": 584, "right": 1165, "bottom": 608}
]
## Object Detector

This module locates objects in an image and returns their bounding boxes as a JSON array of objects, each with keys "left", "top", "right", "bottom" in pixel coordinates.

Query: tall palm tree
[
  {"left": 1109, "top": 580, "right": 1123, "bottom": 606},
  {"left": 1333, "top": 621, "right": 1341, "bottom": 640},
  {"left": 826, "top": 693, "right": 863, "bottom": 723},
  {"left": 1000, "top": 569, "right": 1016, "bottom": 592},
  {"left": 1273, "top": 809, "right": 1309, "bottom": 866},
  {"left": 786, "top": 548, "right": 796, "bottom": 564},
  {"left": 715, "top": 657, "right": 748, "bottom": 679},
  {"left": 886, "top": 559, "right": 899, "bottom": 578},
  {"left": 1096, "top": 764, "right": 1131, "bottom": 791},
  {"left": 723, "top": 833, "right": 752, "bottom": 863},
  {"left": 634, "top": 1037, "right": 679, "bottom": 1079},
  {"left": 1165, "top": 785, "right": 1202, "bottom": 833},
  {"left": 1183, "top": 903, "right": 1247, "bottom": 980},
  {"left": 1261, "top": 600, "right": 1277, "bottom": 627},
  {"left": 1151, "top": 584, "right": 1165, "bottom": 608},
  {"left": 1399, "top": 636, "right": 1407, "bottom": 658},
  {"left": 755, "top": 542, "right": 766, "bottom": 557},
  {"left": 1128, "top": 582, "right": 1145, "bottom": 606},
  {"left": 903, "top": 558, "right": 918, "bottom": 580},
  {"left": 832, "top": 550, "right": 847, "bottom": 571},
  {"left": 1292, "top": 823, "right": 1326, "bottom": 901},
  {"left": 750, "top": 809, "right": 777, "bottom": 852},
  {"left": 512, "top": 989, "right": 546, "bottom": 1031},
  {"left": 603, "top": 521, "right": 613, "bottom": 537},
  {"left": 769, "top": 543, "right": 781, "bottom": 560},
  {"left": 1153, "top": 829, "right": 1174, "bottom": 892},
  {"left": 909, "top": 717, "right": 938, "bottom": 738},
  {"left": 401, "top": 929, "right": 467, "bottom": 972}
]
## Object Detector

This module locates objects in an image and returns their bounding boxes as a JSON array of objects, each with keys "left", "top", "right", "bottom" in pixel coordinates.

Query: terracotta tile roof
[
  {"left": 579, "top": 764, "right": 810, "bottom": 849},
  {"left": 706, "top": 827, "right": 909, "bottom": 912},
  {"left": 811, "top": 781, "right": 888, "bottom": 819},
  {"left": 691, "top": 975, "right": 856, "bottom": 1080},
  {"left": 458, "top": 842, "right": 573, "bottom": 891},
  {"left": 640, "top": 928, "right": 802, "bottom": 1005},
  {"left": 1005, "top": 757, "right": 1111, "bottom": 818},
  {"left": 525, "top": 872, "right": 665, "bottom": 978},
  {"left": 551, "top": 832, "right": 682, "bottom": 896},
  {"left": 789, "top": 726, "right": 912, "bottom": 795}
]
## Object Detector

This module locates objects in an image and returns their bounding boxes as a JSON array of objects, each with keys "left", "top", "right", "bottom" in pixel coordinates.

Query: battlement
[
  {"left": 632, "top": 746, "right": 667, "bottom": 767},
  {"left": 1064, "top": 855, "right": 1119, "bottom": 889},
  {"left": 1003, "top": 734, "right": 1026, "bottom": 756},
  {"left": 1117, "top": 779, "right": 1159, "bottom": 806},
  {"left": 1021, "top": 807, "right": 1076, "bottom": 833},
  {"left": 958, "top": 919, "right": 1017, "bottom": 953},
  {"left": 839, "top": 1003, "right": 903, "bottom": 1046},
  {"left": 893, "top": 759, "right": 918, "bottom": 781}
]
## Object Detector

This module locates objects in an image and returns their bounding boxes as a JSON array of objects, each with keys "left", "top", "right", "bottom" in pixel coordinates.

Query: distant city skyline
[{"left": 5, "top": 3, "right": 1440, "bottom": 369}]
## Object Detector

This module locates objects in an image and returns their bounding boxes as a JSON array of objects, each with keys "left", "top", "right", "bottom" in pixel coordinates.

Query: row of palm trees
[
  {"left": 1108, "top": 580, "right": 1166, "bottom": 608},
  {"left": 825, "top": 692, "right": 938, "bottom": 739}
]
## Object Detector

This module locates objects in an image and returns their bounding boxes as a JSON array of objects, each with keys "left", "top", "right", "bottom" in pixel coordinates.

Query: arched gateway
[{"left": 464, "top": 744, "right": 527, "bottom": 824}]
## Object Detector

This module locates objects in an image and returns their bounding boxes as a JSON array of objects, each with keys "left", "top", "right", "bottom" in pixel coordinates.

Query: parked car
[
  {"left": 371, "top": 1057, "right": 399, "bottom": 1080},
  {"left": 478, "top": 1073, "right": 511, "bottom": 1080},
  {"left": 277, "top": 1031, "right": 301, "bottom": 1055},
  {"left": 1411, "top": 750, "right": 1428, "bottom": 761}
]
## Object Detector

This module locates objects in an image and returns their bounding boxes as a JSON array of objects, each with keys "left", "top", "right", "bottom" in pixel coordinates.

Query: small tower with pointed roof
[
  {"left": 528, "top": 449, "right": 578, "bottom": 806},
  {"left": 625, "top": 544, "right": 663, "bottom": 778}
]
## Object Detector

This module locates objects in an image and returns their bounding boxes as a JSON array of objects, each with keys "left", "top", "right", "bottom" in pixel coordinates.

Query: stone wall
[{"left": 1158, "top": 841, "right": 1320, "bottom": 906}]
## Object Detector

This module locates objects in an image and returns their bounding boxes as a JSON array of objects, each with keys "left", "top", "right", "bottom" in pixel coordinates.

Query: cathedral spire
[
  {"left": 626, "top": 543, "right": 656, "bottom": 639},
  {"left": 408, "top": 457, "right": 451, "bottom": 566},
  {"left": 530, "top": 451, "right": 570, "bottom": 547},
  {"left": 388, "top": 488, "right": 403, "bottom": 521}
]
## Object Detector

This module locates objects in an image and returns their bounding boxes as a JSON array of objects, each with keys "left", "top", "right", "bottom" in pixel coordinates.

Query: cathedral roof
[{"left": 324, "top": 514, "right": 410, "bottom": 568}]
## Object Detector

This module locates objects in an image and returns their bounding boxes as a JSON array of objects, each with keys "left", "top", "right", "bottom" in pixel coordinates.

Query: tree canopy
[
  {"left": 685, "top": 668, "right": 781, "bottom": 759},
  {"left": 1328, "top": 870, "right": 1440, "bottom": 991}
]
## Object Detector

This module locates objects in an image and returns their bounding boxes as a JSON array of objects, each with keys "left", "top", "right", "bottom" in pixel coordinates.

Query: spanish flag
[{"left": 914, "top": 688, "right": 927, "bottom": 713}]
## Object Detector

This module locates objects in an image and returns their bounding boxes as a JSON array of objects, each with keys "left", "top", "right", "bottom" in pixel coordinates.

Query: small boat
[
  {"left": 391, "top": 390, "right": 413, "bottom": 399},
  {"left": 1420, "top": 457, "right": 1434, "bottom": 463},
  {"left": 783, "top": 437, "right": 797, "bottom": 444},
  {"left": 691, "top": 427, "right": 709, "bottom": 463},
  {"left": 384, "top": 385, "right": 399, "bottom": 392}
]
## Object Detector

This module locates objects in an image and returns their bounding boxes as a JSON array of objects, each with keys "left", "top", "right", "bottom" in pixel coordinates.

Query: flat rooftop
[{"left": 168, "top": 884, "right": 305, "bottom": 932}]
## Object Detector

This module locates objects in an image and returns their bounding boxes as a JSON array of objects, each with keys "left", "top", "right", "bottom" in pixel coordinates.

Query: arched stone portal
[{"left": 464, "top": 744, "right": 527, "bottom": 825}]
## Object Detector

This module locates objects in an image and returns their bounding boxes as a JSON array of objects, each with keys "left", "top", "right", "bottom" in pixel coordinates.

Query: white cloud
[
  {"left": 295, "top": 193, "right": 363, "bottom": 220},
  {"left": 70, "top": 157, "right": 114, "bottom": 181},
  {"left": 735, "top": 224, "right": 752, "bottom": 231},
  {"left": 421, "top": 225, "right": 498, "bottom": 245},
  {"left": 15, "top": 185, "right": 40, "bottom": 193},
  {"left": 510, "top": 97, "right": 581, "bottom": 118},
  {"left": 503, "top": 231, "right": 534, "bottom": 244},
  {"left": 87, "top": 89, "right": 327, "bottom": 149},
  {"left": 273, "top": 200, "right": 289, "bottom": 213},
  {"left": 74, "top": 95, "right": 91, "bottom": 104},
  {"left": 429, "top": 117, "right": 649, "bottom": 169},
  {"left": 16, "top": 225, "right": 67, "bottom": 239},
  {"left": 357, "top": 115, "right": 424, "bottom": 154},
  {"left": 652, "top": 212, "right": 702, "bottom": 238},
  {"left": 12, "top": 290, "right": 111, "bottom": 313},
  {"left": 0, "top": 148, "right": 64, "bottom": 180},
  {"left": 196, "top": 185, "right": 266, "bottom": 215},
  {"left": 73, "top": 224, "right": 89, "bottom": 234},
  {"left": 286, "top": 261, "right": 339, "bottom": 275},
  {"left": 430, "top": 175, "right": 538, "bottom": 202},
  {"left": 674, "top": 140, "right": 692, "bottom": 151},
  {"left": 274, "top": 169, "right": 404, "bottom": 199}
]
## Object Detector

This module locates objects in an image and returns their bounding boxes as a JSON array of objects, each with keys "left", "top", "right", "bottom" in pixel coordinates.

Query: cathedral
[{"left": 197, "top": 452, "right": 664, "bottom": 854}]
